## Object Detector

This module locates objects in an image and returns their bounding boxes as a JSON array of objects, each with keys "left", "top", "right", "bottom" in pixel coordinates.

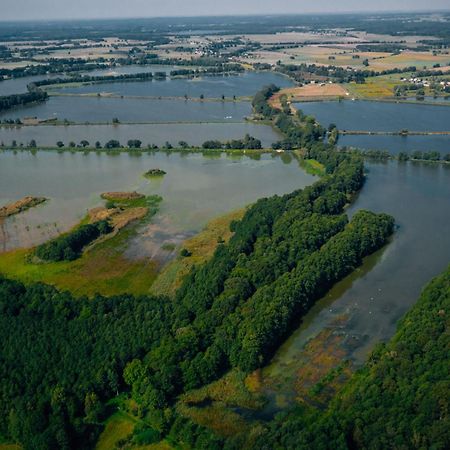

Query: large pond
[
  {"left": 0, "top": 123, "right": 281, "bottom": 148},
  {"left": 0, "top": 96, "right": 253, "bottom": 123},
  {"left": 259, "top": 160, "right": 450, "bottom": 414},
  {"left": 339, "top": 134, "right": 450, "bottom": 154},
  {"left": 296, "top": 100, "right": 450, "bottom": 132},
  {"left": 0, "top": 151, "right": 314, "bottom": 254},
  {"left": 52, "top": 71, "right": 293, "bottom": 98}
]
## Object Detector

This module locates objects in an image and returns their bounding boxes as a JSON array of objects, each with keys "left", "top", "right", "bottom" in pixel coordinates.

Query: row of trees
[
  {"left": 202, "top": 134, "right": 262, "bottom": 150},
  {"left": 340, "top": 147, "right": 450, "bottom": 163},
  {"left": 30, "top": 71, "right": 154, "bottom": 88}
]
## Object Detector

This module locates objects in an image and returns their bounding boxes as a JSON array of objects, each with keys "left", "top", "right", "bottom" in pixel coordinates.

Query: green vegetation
[
  {"left": 144, "top": 169, "right": 167, "bottom": 178},
  {"left": 0, "top": 228, "right": 159, "bottom": 298},
  {"left": 35, "top": 220, "right": 112, "bottom": 262},
  {"left": 96, "top": 411, "right": 137, "bottom": 450},
  {"left": 202, "top": 134, "right": 262, "bottom": 150},
  {"left": 0, "top": 83, "right": 399, "bottom": 450},
  {"left": 299, "top": 158, "right": 326, "bottom": 176}
]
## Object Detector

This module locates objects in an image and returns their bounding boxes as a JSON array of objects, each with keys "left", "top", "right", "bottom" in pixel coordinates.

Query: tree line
[{"left": 30, "top": 72, "right": 154, "bottom": 89}]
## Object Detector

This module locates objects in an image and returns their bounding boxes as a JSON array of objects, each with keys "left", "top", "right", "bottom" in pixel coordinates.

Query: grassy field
[
  {"left": 151, "top": 208, "right": 245, "bottom": 297},
  {"left": 344, "top": 72, "right": 450, "bottom": 99},
  {"left": 299, "top": 159, "right": 326, "bottom": 177},
  {"left": 96, "top": 401, "right": 174, "bottom": 450},
  {"left": 345, "top": 76, "right": 399, "bottom": 98},
  {"left": 0, "top": 226, "right": 159, "bottom": 297},
  {"left": 96, "top": 411, "right": 137, "bottom": 450}
]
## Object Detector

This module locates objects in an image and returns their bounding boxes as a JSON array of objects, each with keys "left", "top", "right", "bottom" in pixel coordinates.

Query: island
[
  {"left": 0, "top": 196, "right": 47, "bottom": 218},
  {"left": 144, "top": 168, "right": 167, "bottom": 178}
]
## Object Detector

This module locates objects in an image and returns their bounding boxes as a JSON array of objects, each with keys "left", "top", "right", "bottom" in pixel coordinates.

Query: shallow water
[
  {"left": 0, "top": 151, "right": 315, "bottom": 253},
  {"left": 0, "top": 123, "right": 282, "bottom": 148},
  {"left": 296, "top": 100, "right": 450, "bottom": 132}
]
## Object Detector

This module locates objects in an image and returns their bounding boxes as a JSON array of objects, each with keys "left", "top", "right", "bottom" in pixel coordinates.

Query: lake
[
  {"left": 0, "top": 123, "right": 282, "bottom": 148},
  {"left": 0, "top": 151, "right": 315, "bottom": 253},
  {"left": 0, "top": 96, "right": 253, "bottom": 123},
  {"left": 296, "top": 100, "right": 450, "bottom": 132}
]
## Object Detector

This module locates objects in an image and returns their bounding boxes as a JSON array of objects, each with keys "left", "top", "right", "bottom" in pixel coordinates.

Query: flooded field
[
  {"left": 296, "top": 100, "right": 450, "bottom": 132},
  {"left": 0, "top": 150, "right": 315, "bottom": 254},
  {"left": 0, "top": 122, "right": 282, "bottom": 148},
  {"left": 257, "top": 160, "right": 450, "bottom": 414}
]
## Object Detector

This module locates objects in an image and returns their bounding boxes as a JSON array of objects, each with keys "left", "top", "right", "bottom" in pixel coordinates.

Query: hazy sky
[{"left": 1, "top": 0, "right": 449, "bottom": 21}]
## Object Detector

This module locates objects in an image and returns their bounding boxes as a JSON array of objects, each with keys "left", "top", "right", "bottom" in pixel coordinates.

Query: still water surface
[{"left": 0, "top": 151, "right": 314, "bottom": 254}]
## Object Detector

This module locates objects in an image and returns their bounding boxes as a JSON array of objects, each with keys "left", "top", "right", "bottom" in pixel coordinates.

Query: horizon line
[{"left": 1, "top": 9, "right": 449, "bottom": 24}]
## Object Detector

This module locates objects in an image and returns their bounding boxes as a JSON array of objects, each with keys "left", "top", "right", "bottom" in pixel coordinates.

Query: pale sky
[{"left": 0, "top": 0, "right": 449, "bottom": 21}]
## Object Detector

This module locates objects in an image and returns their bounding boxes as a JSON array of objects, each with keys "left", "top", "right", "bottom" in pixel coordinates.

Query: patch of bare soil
[
  {"left": 269, "top": 84, "right": 349, "bottom": 110},
  {"left": 100, "top": 192, "right": 144, "bottom": 201}
]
